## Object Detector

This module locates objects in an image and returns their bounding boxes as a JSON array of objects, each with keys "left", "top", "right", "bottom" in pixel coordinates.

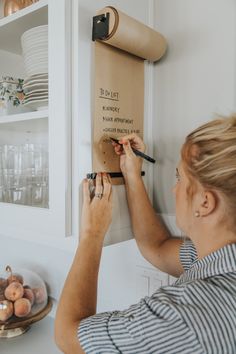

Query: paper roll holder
[
  {"left": 86, "top": 171, "right": 145, "bottom": 179},
  {"left": 92, "top": 13, "right": 110, "bottom": 41}
]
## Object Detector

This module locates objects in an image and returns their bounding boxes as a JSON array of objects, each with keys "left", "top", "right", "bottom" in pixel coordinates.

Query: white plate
[
  {"left": 21, "top": 26, "right": 48, "bottom": 40},
  {"left": 22, "top": 47, "right": 48, "bottom": 57},
  {"left": 24, "top": 93, "right": 48, "bottom": 100},
  {"left": 22, "top": 35, "right": 48, "bottom": 43},
  {"left": 23, "top": 79, "right": 48, "bottom": 87},
  {"left": 23, "top": 99, "right": 48, "bottom": 110},
  {"left": 21, "top": 33, "right": 48, "bottom": 43},
  {"left": 23, "top": 48, "right": 48, "bottom": 59},
  {"left": 22, "top": 26, "right": 48, "bottom": 36},
  {"left": 22, "top": 36, "right": 48, "bottom": 45},
  {"left": 23, "top": 80, "right": 48, "bottom": 88},
  {"left": 24, "top": 61, "right": 48, "bottom": 69},
  {"left": 23, "top": 44, "right": 47, "bottom": 53},
  {"left": 23, "top": 76, "right": 48, "bottom": 85},
  {"left": 24, "top": 62, "right": 48, "bottom": 71},
  {"left": 22, "top": 42, "right": 48, "bottom": 50},
  {"left": 22, "top": 28, "right": 48, "bottom": 39},
  {"left": 24, "top": 64, "right": 48, "bottom": 72},
  {"left": 24, "top": 57, "right": 48, "bottom": 65},
  {"left": 25, "top": 73, "right": 48, "bottom": 78},
  {"left": 23, "top": 86, "right": 48, "bottom": 94},
  {"left": 23, "top": 98, "right": 48, "bottom": 104},
  {"left": 25, "top": 69, "right": 48, "bottom": 77},
  {"left": 24, "top": 88, "right": 48, "bottom": 94}
]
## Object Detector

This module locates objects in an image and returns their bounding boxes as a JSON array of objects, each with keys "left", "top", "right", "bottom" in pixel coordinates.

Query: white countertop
[{"left": 1, "top": 316, "right": 61, "bottom": 354}]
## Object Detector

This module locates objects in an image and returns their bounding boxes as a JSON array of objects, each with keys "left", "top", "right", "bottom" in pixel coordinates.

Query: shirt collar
[{"left": 177, "top": 243, "right": 236, "bottom": 284}]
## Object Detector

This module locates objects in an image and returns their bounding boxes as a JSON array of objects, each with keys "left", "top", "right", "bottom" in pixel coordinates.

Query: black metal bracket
[
  {"left": 86, "top": 171, "right": 145, "bottom": 180},
  {"left": 92, "top": 13, "right": 110, "bottom": 41}
]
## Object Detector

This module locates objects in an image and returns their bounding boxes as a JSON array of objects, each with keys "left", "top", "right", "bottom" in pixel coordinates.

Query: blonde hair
[{"left": 181, "top": 114, "right": 236, "bottom": 229}]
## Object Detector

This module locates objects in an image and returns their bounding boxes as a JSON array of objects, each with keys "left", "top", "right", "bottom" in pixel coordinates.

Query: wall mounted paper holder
[{"left": 92, "top": 13, "right": 110, "bottom": 41}]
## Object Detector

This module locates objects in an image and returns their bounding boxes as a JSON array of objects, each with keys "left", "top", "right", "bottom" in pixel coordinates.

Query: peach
[
  {"left": 14, "top": 298, "right": 31, "bottom": 318},
  {"left": 23, "top": 288, "right": 35, "bottom": 305},
  {"left": 7, "top": 273, "right": 24, "bottom": 285},
  {"left": 32, "top": 287, "right": 47, "bottom": 304},
  {"left": 4, "top": 282, "right": 24, "bottom": 302},
  {"left": 0, "top": 293, "right": 5, "bottom": 301},
  {"left": 0, "top": 300, "right": 13, "bottom": 322},
  {"left": 23, "top": 285, "right": 31, "bottom": 289},
  {"left": 0, "top": 277, "right": 8, "bottom": 289}
]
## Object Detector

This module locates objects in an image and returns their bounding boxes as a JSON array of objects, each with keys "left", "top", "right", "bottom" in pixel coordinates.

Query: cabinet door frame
[{"left": 0, "top": 0, "right": 72, "bottom": 243}]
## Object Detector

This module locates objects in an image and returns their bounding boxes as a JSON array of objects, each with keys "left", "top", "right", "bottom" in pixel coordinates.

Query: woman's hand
[
  {"left": 80, "top": 173, "right": 113, "bottom": 241},
  {"left": 112, "top": 133, "right": 146, "bottom": 180}
]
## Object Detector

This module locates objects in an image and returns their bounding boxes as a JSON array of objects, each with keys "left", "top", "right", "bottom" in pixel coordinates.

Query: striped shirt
[{"left": 78, "top": 240, "right": 236, "bottom": 353}]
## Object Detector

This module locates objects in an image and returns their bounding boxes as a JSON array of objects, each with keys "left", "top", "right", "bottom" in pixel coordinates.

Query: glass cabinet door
[{"left": 0, "top": 0, "right": 72, "bottom": 243}]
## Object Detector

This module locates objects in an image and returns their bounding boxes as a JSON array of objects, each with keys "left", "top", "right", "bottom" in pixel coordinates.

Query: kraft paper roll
[
  {"left": 92, "top": 7, "right": 166, "bottom": 184},
  {"left": 93, "top": 41, "right": 144, "bottom": 185},
  {"left": 97, "top": 6, "right": 167, "bottom": 62}
]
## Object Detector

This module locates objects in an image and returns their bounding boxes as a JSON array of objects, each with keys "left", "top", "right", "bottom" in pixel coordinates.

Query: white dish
[
  {"left": 23, "top": 95, "right": 48, "bottom": 101},
  {"left": 23, "top": 80, "right": 48, "bottom": 88},
  {"left": 24, "top": 62, "right": 48, "bottom": 71},
  {"left": 22, "top": 42, "right": 48, "bottom": 51},
  {"left": 24, "top": 62, "right": 48, "bottom": 70},
  {"left": 23, "top": 73, "right": 48, "bottom": 85},
  {"left": 24, "top": 87, "right": 48, "bottom": 94},
  {"left": 23, "top": 99, "right": 48, "bottom": 110},
  {"left": 22, "top": 36, "right": 48, "bottom": 46},
  {"left": 24, "top": 57, "right": 48, "bottom": 65},
  {"left": 22, "top": 36, "right": 48, "bottom": 44},
  {"left": 22, "top": 26, "right": 48, "bottom": 37},
  {"left": 23, "top": 81, "right": 48, "bottom": 88},
  {"left": 24, "top": 94, "right": 48, "bottom": 100},
  {"left": 22, "top": 48, "right": 48, "bottom": 58},
  {"left": 23, "top": 98, "right": 48, "bottom": 104},
  {"left": 25, "top": 69, "right": 48, "bottom": 77},
  {"left": 21, "top": 33, "right": 48, "bottom": 42},
  {"left": 21, "top": 26, "right": 48, "bottom": 40},
  {"left": 23, "top": 50, "right": 48, "bottom": 58},
  {"left": 23, "top": 88, "right": 48, "bottom": 95},
  {"left": 24, "top": 73, "right": 48, "bottom": 80},
  {"left": 23, "top": 46, "right": 47, "bottom": 53},
  {"left": 22, "top": 29, "right": 48, "bottom": 39}
]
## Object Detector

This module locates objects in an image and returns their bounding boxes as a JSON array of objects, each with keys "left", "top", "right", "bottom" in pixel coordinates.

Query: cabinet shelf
[
  {"left": 0, "top": 0, "right": 48, "bottom": 54},
  {"left": 0, "top": 109, "right": 48, "bottom": 124}
]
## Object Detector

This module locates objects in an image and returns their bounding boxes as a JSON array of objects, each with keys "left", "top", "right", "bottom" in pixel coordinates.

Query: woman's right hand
[{"left": 112, "top": 133, "right": 146, "bottom": 180}]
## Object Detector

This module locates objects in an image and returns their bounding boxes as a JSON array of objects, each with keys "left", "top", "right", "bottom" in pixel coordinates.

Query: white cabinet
[
  {"left": 0, "top": 0, "right": 72, "bottom": 244},
  {"left": 0, "top": 0, "right": 155, "bottom": 248}
]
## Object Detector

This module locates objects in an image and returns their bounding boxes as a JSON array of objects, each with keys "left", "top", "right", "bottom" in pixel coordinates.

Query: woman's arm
[
  {"left": 54, "top": 173, "right": 112, "bottom": 354},
  {"left": 113, "top": 135, "right": 183, "bottom": 277}
]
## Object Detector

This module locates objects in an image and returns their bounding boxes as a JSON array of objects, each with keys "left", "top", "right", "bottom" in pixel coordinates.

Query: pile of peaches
[{"left": 0, "top": 266, "right": 47, "bottom": 323}]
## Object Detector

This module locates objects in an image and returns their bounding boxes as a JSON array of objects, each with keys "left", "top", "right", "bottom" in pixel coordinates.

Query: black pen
[{"left": 110, "top": 137, "right": 156, "bottom": 164}]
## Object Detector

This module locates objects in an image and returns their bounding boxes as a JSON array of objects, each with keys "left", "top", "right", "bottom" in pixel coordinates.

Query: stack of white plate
[
  {"left": 21, "top": 25, "right": 48, "bottom": 76},
  {"left": 21, "top": 25, "right": 48, "bottom": 110},
  {"left": 23, "top": 73, "right": 48, "bottom": 110}
]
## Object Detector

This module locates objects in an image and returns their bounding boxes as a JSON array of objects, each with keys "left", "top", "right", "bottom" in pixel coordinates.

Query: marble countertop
[{"left": 1, "top": 316, "right": 61, "bottom": 354}]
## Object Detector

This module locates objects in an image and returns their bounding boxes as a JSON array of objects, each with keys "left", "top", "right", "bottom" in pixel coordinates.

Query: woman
[{"left": 55, "top": 114, "right": 236, "bottom": 353}]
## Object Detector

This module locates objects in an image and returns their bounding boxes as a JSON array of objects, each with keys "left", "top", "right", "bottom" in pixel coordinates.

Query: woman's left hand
[{"left": 80, "top": 172, "right": 113, "bottom": 241}]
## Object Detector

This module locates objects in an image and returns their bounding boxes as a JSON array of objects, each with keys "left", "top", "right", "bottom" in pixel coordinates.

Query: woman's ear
[{"left": 199, "top": 190, "right": 217, "bottom": 217}]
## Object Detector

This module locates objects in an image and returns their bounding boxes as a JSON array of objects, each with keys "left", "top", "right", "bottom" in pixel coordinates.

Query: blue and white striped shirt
[{"left": 78, "top": 240, "right": 236, "bottom": 353}]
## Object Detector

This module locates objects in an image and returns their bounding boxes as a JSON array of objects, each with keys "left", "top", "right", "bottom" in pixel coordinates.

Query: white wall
[{"left": 153, "top": 0, "right": 236, "bottom": 214}]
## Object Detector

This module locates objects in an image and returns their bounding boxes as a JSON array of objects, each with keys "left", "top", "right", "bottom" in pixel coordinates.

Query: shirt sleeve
[
  {"left": 179, "top": 238, "right": 198, "bottom": 271},
  {"left": 78, "top": 290, "right": 202, "bottom": 354}
]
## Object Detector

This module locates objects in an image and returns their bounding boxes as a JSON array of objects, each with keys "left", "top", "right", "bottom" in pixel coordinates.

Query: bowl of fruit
[{"left": 0, "top": 265, "right": 52, "bottom": 338}]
